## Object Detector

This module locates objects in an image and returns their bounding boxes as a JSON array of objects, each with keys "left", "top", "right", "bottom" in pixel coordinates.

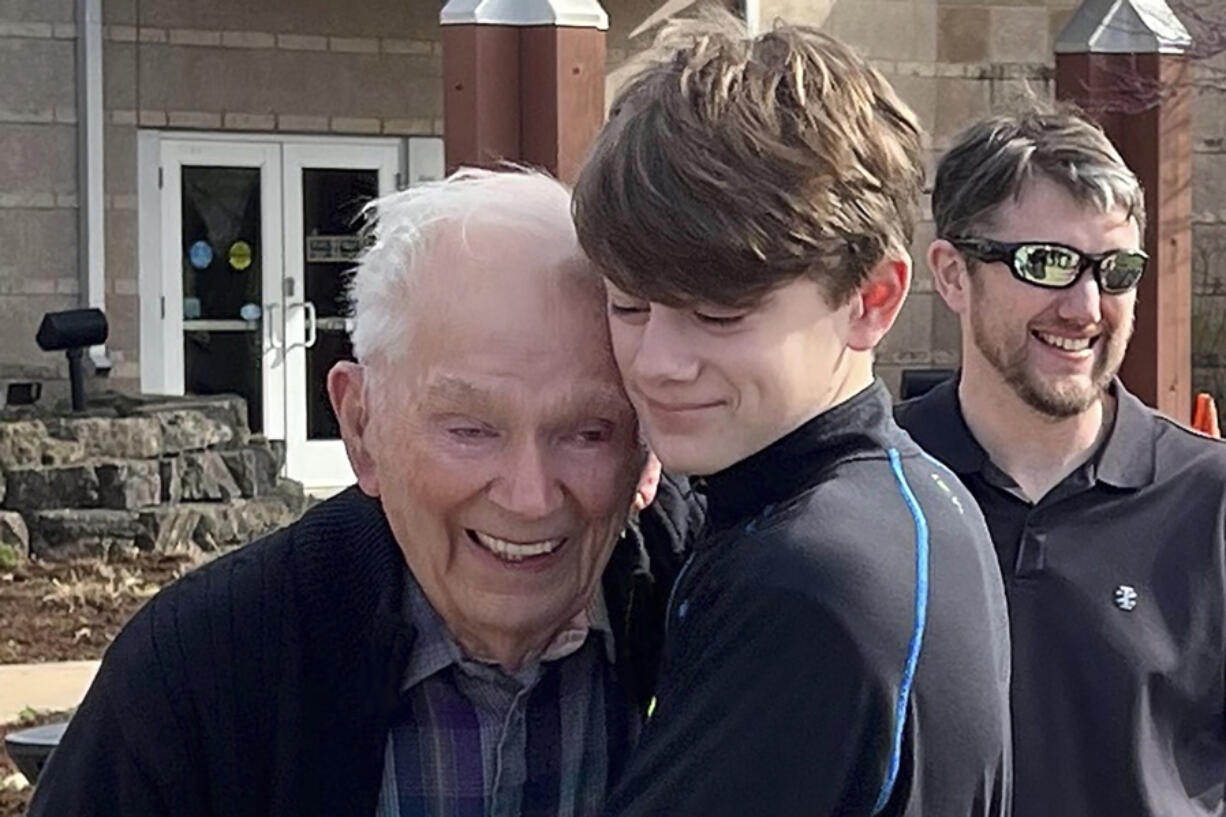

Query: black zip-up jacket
[
  {"left": 604, "top": 382, "right": 1012, "bottom": 817},
  {"left": 27, "top": 483, "right": 700, "bottom": 817}
]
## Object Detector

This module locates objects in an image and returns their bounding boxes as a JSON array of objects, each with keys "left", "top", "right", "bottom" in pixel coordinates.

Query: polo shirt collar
[
  {"left": 903, "top": 376, "right": 1156, "bottom": 489},
  {"left": 1094, "top": 380, "right": 1157, "bottom": 489},
  {"left": 900, "top": 377, "right": 987, "bottom": 476}
]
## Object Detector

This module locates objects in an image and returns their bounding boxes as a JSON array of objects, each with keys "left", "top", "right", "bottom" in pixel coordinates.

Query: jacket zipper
[{"left": 665, "top": 549, "right": 701, "bottom": 641}]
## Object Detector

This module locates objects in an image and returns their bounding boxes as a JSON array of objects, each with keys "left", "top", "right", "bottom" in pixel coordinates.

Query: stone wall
[{"left": 0, "top": 393, "right": 307, "bottom": 561}]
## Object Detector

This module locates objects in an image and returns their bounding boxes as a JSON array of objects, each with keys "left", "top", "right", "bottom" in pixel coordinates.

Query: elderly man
[
  {"left": 897, "top": 107, "right": 1226, "bottom": 816},
  {"left": 27, "top": 168, "right": 693, "bottom": 817}
]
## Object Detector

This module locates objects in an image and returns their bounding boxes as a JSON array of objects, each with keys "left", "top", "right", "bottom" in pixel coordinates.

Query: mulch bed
[
  {"left": 1, "top": 552, "right": 210, "bottom": 816},
  {"left": 1, "top": 553, "right": 202, "bottom": 664}
]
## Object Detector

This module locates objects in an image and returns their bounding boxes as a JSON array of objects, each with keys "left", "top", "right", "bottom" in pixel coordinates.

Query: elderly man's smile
[{"left": 466, "top": 529, "right": 566, "bottom": 563}]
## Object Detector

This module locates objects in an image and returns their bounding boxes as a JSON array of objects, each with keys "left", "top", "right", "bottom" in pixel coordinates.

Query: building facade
[{"left": 1, "top": 0, "right": 1222, "bottom": 490}]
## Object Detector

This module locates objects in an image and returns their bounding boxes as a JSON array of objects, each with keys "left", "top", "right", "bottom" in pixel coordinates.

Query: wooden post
[
  {"left": 1055, "top": 0, "right": 1193, "bottom": 420},
  {"left": 440, "top": 1, "right": 608, "bottom": 184}
]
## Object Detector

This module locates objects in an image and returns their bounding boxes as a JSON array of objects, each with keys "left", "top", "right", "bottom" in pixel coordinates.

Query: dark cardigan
[{"left": 28, "top": 482, "right": 697, "bottom": 817}]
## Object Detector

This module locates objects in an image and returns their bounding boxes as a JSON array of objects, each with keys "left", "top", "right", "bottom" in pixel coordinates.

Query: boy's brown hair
[{"left": 572, "top": 14, "right": 926, "bottom": 308}]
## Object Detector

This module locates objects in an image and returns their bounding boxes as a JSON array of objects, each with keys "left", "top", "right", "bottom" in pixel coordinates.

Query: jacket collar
[
  {"left": 697, "top": 380, "right": 901, "bottom": 533},
  {"left": 293, "top": 485, "right": 667, "bottom": 713}
]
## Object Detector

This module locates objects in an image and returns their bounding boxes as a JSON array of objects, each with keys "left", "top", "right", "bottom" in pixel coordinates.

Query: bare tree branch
[{"left": 1062, "top": 0, "right": 1226, "bottom": 113}]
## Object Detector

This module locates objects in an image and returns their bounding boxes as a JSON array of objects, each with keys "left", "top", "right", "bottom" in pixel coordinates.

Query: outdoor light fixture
[{"left": 35, "top": 307, "right": 109, "bottom": 412}]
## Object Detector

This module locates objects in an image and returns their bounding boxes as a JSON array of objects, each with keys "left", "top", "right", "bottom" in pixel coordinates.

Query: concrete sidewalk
[{"left": 0, "top": 662, "right": 98, "bottom": 724}]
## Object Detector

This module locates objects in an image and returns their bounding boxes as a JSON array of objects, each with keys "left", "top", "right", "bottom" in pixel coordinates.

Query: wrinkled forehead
[
  {"left": 388, "top": 216, "right": 607, "bottom": 351},
  {"left": 980, "top": 176, "right": 1140, "bottom": 244},
  {"left": 419, "top": 372, "right": 634, "bottom": 422},
  {"left": 418, "top": 217, "right": 601, "bottom": 311},
  {"left": 389, "top": 243, "right": 622, "bottom": 405}
]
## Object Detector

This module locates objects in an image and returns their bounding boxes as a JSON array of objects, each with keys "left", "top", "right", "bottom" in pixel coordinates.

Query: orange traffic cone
[{"left": 1192, "top": 393, "right": 1221, "bottom": 438}]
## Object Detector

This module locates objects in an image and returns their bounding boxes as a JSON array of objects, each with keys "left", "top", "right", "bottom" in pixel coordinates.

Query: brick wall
[
  {"left": 0, "top": 0, "right": 82, "bottom": 394},
  {"left": 0, "top": 0, "right": 444, "bottom": 396},
  {"left": 1191, "top": 50, "right": 1226, "bottom": 408}
]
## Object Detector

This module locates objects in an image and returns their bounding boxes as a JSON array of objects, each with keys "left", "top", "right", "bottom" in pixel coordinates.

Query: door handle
[
  {"left": 264, "top": 302, "right": 285, "bottom": 367},
  {"left": 284, "top": 301, "right": 318, "bottom": 352},
  {"left": 303, "top": 301, "right": 317, "bottom": 349}
]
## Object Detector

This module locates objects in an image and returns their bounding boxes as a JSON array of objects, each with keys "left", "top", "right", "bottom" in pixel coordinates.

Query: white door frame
[
  {"left": 281, "top": 142, "right": 400, "bottom": 490},
  {"left": 150, "top": 138, "right": 287, "bottom": 438},
  {"left": 138, "top": 131, "right": 436, "bottom": 490}
]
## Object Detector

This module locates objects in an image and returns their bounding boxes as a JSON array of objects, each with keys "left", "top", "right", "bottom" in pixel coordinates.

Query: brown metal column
[
  {"left": 441, "top": 2, "right": 608, "bottom": 182},
  {"left": 442, "top": 23, "right": 521, "bottom": 172},
  {"left": 520, "top": 25, "right": 606, "bottom": 184},
  {"left": 1055, "top": 1, "right": 1193, "bottom": 419}
]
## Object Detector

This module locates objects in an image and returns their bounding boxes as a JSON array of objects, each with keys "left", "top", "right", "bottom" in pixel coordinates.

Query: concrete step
[{"left": 0, "top": 661, "right": 98, "bottom": 724}]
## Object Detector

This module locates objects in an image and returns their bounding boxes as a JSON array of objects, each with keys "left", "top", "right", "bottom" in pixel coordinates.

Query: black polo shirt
[{"left": 896, "top": 377, "right": 1226, "bottom": 817}]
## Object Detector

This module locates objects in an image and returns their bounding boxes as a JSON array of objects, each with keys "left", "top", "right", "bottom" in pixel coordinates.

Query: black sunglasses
[{"left": 949, "top": 237, "right": 1148, "bottom": 295}]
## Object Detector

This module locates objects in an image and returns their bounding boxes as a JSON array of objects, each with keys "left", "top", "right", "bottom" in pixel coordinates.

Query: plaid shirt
[{"left": 375, "top": 571, "right": 639, "bottom": 817}]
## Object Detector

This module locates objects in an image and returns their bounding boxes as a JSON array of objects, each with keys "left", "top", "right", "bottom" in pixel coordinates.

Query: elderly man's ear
[
  {"left": 327, "top": 361, "right": 381, "bottom": 497},
  {"left": 634, "top": 452, "right": 662, "bottom": 512}
]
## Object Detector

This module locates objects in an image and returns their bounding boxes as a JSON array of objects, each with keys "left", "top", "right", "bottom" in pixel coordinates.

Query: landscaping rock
[
  {"left": 25, "top": 509, "right": 143, "bottom": 559},
  {"left": 96, "top": 461, "right": 161, "bottom": 509},
  {"left": 0, "top": 421, "right": 47, "bottom": 469},
  {"left": 219, "top": 441, "right": 283, "bottom": 498},
  {"left": 4, "top": 462, "right": 160, "bottom": 511},
  {"left": 175, "top": 452, "right": 243, "bottom": 502},
  {"left": 4, "top": 465, "right": 101, "bottom": 510},
  {"left": 133, "top": 396, "right": 250, "bottom": 449},
  {"left": 275, "top": 478, "right": 310, "bottom": 517},
  {"left": 38, "top": 438, "right": 86, "bottom": 466},
  {"left": 46, "top": 416, "right": 163, "bottom": 459},
  {"left": 192, "top": 496, "right": 296, "bottom": 549},
  {"left": 0, "top": 511, "right": 29, "bottom": 559},
  {"left": 151, "top": 410, "right": 234, "bottom": 454},
  {"left": 137, "top": 496, "right": 298, "bottom": 553},
  {"left": 0, "top": 393, "right": 309, "bottom": 561},
  {"left": 219, "top": 450, "right": 258, "bottom": 498}
]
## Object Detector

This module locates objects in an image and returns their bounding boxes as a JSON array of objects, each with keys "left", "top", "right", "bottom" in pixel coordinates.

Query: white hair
[{"left": 348, "top": 166, "right": 579, "bottom": 366}]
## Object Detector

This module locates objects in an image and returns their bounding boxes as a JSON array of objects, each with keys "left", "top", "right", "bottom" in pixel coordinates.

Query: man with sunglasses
[{"left": 897, "top": 106, "right": 1226, "bottom": 817}]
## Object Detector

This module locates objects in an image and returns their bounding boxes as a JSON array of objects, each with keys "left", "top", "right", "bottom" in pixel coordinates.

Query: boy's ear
[{"left": 846, "top": 255, "right": 911, "bottom": 353}]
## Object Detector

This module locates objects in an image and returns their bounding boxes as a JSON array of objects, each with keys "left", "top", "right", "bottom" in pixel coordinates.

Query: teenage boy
[{"left": 572, "top": 17, "right": 1011, "bottom": 817}]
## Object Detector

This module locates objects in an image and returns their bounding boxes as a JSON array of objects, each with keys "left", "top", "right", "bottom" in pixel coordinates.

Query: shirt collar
[
  {"left": 400, "top": 568, "right": 615, "bottom": 692},
  {"left": 1093, "top": 380, "right": 1157, "bottom": 489},
  {"left": 898, "top": 376, "right": 1156, "bottom": 490},
  {"left": 895, "top": 376, "right": 986, "bottom": 475}
]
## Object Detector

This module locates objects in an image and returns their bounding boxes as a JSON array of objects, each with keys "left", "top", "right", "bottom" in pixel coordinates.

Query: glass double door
[{"left": 158, "top": 138, "right": 400, "bottom": 490}]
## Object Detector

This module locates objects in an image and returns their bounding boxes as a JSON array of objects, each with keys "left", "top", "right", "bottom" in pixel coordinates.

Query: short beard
[{"left": 969, "top": 295, "right": 1131, "bottom": 420}]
